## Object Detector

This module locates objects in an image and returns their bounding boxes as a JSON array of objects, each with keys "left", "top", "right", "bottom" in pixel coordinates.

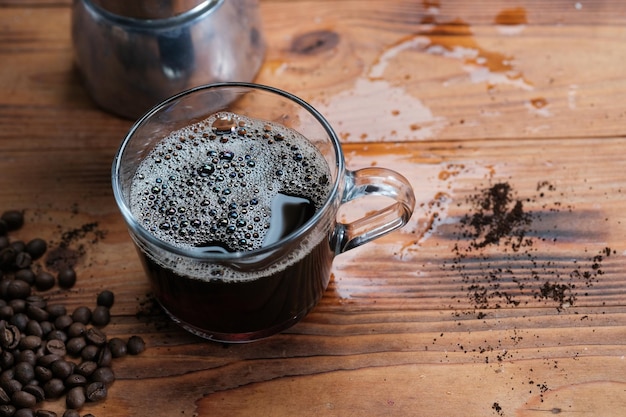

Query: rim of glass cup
[{"left": 111, "top": 82, "right": 344, "bottom": 261}]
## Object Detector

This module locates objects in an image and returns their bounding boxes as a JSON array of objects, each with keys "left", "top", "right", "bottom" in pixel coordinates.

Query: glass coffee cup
[{"left": 112, "top": 83, "right": 415, "bottom": 342}]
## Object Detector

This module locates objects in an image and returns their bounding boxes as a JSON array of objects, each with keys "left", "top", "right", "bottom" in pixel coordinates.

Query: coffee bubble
[{"left": 130, "top": 112, "right": 332, "bottom": 254}]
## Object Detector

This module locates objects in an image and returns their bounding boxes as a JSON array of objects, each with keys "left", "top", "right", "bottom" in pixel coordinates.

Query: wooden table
[{"left": 1, "top": 1, "right": 625, "bottom": 416}]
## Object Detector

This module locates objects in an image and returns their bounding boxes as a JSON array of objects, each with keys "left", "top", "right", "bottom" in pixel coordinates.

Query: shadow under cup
[{"left": 112, "top": 83, "right": 415, "bottom": 342}]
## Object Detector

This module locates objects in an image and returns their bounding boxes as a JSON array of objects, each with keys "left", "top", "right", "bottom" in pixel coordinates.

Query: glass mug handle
[{"left": 332, "top": 167, "right": 416, "bottom": 254}]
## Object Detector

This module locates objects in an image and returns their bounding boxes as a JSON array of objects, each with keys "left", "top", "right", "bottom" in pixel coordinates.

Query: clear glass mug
[{"left": 112, "top": 83, "right": 415, "bottom": 342}]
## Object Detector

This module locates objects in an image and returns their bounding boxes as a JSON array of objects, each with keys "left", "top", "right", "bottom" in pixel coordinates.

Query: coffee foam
[
  {"left": 142, "top": 222, "right": 327, "bottom": 282},
  {"left": 130, "top": 112, "right": 332, "bottom": 280}
]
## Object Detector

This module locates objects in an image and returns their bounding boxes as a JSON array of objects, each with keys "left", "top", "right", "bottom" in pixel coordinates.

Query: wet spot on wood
[
  {"left": 291, "top": 30, "right": 340, "bottom": 55},
  {"left": 494, "top": 7, "right": 528, "bottom": 25},
  {"left": 531, "top": 97, "right": 548, "bottom": 109}
]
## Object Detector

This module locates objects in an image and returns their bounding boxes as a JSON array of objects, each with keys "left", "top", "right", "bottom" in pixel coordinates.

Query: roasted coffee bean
[
  {"left": 13, "top": 363, "right": 35, "bottom": 385},
  {"left": 0, "top": 351, "right": 13, "bottom": 369},
  {"left": 42, "top": 378, "right": 64, "bottom": 399},
  {"left": 39, "top": 320, "right": 54, "bottom": 338},
  {"left": 14, "top": 408, "right": 35, "bottom": 417},
  {"left": 64, "top": 374, "right": 86, "bottom": 389},
  {"left": 85, "top": 381, "right": 107, "bottom": 402},
  {"left": 10, "top": 313, "right": 29, "bottom": 332},
  {"left": 44, "top": 304, "right": 66, "bottom": 319},
  {"left": 34, "top": 366, "right": 52, "bottom": 383},
  {"left": 13, "top": 252, "right": 32, "bottom": 270},
  {"left": 0, "top": 387, "right": 9, "bottom": 405},
  {"left": 50, "top": 360, "right": 73, "bottom": 380},
  {"left": 84, "top": 328, "right": 106, "bottom": 347},
  {"left": 65, "top": 387, "right": 85, "bottom": 410},
  {"left": 6, "top": 280, "right": 31, "bottom": 301},
  {"left": 0, "top": 371, "right": 14, "bottom": 386},
  {"left": 34, "top": 272, "right": 55, "bottom": 292},
  {"left": 46, "top": 331, "right": 67, "bottom": 344},
  {"left": 65, "top": 337, "right": 86, "bottom": 357},
  {"left": 57, "top": 269, "right": 76, "bottom": 290},
  {"left": 26, "top": 295, "right": 46, "bottom": 307},
  {"left": 66, "top": 322, "right": 85, "bottom": 339},
  {"left": 13, "top": 349, "right": 37, "bottom": 370},
  {"left": 0, "top": 306, "right": 12, "bottom": 320},
  {"left": 45, "top": 339, "right": 66, "bottom": 357},
  {"left": 90, "top": 367, "right": 114, "bottom": 386},
  {"left": 90, "top": 306, "right": 109, "bottom": 327},
  {"left": 79, "top": 345, "right": 99, "bottom": 362},
  {"left": 8, "top": 300, "right": 25, "bottom": 314},
  {"left": 21, "top": 384, "right": 44, "bottom": 402},
  {"left": 96, "top": 290, "right": 114, "bottom": 308},
  {"left": 54, "top": 315, "right": 73, "bottom": 331},
  {"left": 16, "top": 351, "right": 36, "bottom": 368},
  {"left": 19, "top": 335, "right": 42, "bottom": 351},
  {"left": 10, "top": 241, "right": 25, "bottom": 254},
  {"left": 0, "top": 248, "right": 16, "bottom": 268},
  {"left": 0, "top": 379, "right": 21, "bottom": 396},
  {"left": 70, "top": 307, "right": 90, "bottom": 326},
  {"left": 108, "top": 338, "right": 126, "bottom": 358},
  {"left": 11, "top": 390, "right": 36, "bottom": 409},
  {"left": 25, "top": 320, "right": 43, "bottom": 338},
  {"left": 82, "top": 414, "right": 95, "bottom": 417},
  {"left": 126, "top": 336, "right": 146, "bottom": 355},
  {"left": 0, "top": 323, "right": 20, "bottom": 349},
  {"left": 0, "top": 220, "right": 7, "bottom": 237},
  {"left": 96, "top": 346, "right": 111, "bottom": 367},
  {"left": 35, "top": 410, "right": 57, "bottom": 417},
  {"left": 24, "top": 239, "right": 46, "bottom": 260},
  {"left": 0, "top": 405, "right": 16, "bottom": 417},
  {"left": 26, "top": 305, "right": 49, "bottom": 323},
  {"left": 62, "top": 410, "right": 79, "bottom": 417},
  {"left": 37, "top": 354, "right": 62, "bottom": 368},
  {"left": 75, "top": 362, "right": 97, "bottom": 378},
  {"left": 15, "top": 269, "right": 36, "bottom": 286},
  {"left": 18, "top": 353, "right": 37, "bottom": 369}
]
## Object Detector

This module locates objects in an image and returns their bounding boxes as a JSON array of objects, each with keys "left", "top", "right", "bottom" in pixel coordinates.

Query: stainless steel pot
[{"left": 71, "top": 0, "right": 266, "bottom": 119}]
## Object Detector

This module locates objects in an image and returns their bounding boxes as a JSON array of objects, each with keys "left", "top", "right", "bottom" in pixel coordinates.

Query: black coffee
[{"left": 130, "top": 112, "right": 334, "bottom": 339}]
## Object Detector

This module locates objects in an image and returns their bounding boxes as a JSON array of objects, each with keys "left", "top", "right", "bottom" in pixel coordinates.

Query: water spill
[
  {"left": 526, "top": 97, "right": 552, "bottom": 117},
  {"left": 494, "top": 7, "right": 528, "bottom": 26},
  {"left": 312, "top": 77, "right": 447, "bottom": 142},
  {"left": 530, "top": 97, "right": 548, "bottom": 108},
  {"left": 424, "top": 19, "right": 532, "bottom": 90},
  {"left": 369, "top": 8, "right": 533, "bottom": 92},
  {"left": 369, "top": 36, "right": 430, "bottom": 80},
  {"left": 494, "top": 7, "right": 528, "bottom": 36},
  {"left": 313, "top": 4, "right": 538, "bottom": 142},
  {"left": 329, "top": 272, "right": 392, "bottom": 301},
  {"left": 330, "top": 155, "right": 496, "bottom": 300}
]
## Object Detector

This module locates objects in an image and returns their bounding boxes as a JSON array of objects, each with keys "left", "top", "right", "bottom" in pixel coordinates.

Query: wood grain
[{"left": 0, "top": 1, "right": 625, "bottom": 416}]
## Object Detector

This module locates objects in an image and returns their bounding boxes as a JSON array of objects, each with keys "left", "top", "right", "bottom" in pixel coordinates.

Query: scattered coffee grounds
[
  {"left": 462, "top": 182, "right": 532, "bottom": 250},
  {"left": 435, "top": 180, "right": 617, "bottom": 416},
  {"left": 45, "top": 223, "right": 107, "bottom": 273},
  {"left": 0, "top": 210, "right": 146, "bottom": 417},
  {"left": 445, "top": 181, "right": 609, "bottom": 313}
]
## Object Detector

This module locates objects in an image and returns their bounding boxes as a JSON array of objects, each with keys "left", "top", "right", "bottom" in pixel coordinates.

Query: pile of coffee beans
[{"left": 0, "top": 210, "right": 146, "bottom": 417}]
